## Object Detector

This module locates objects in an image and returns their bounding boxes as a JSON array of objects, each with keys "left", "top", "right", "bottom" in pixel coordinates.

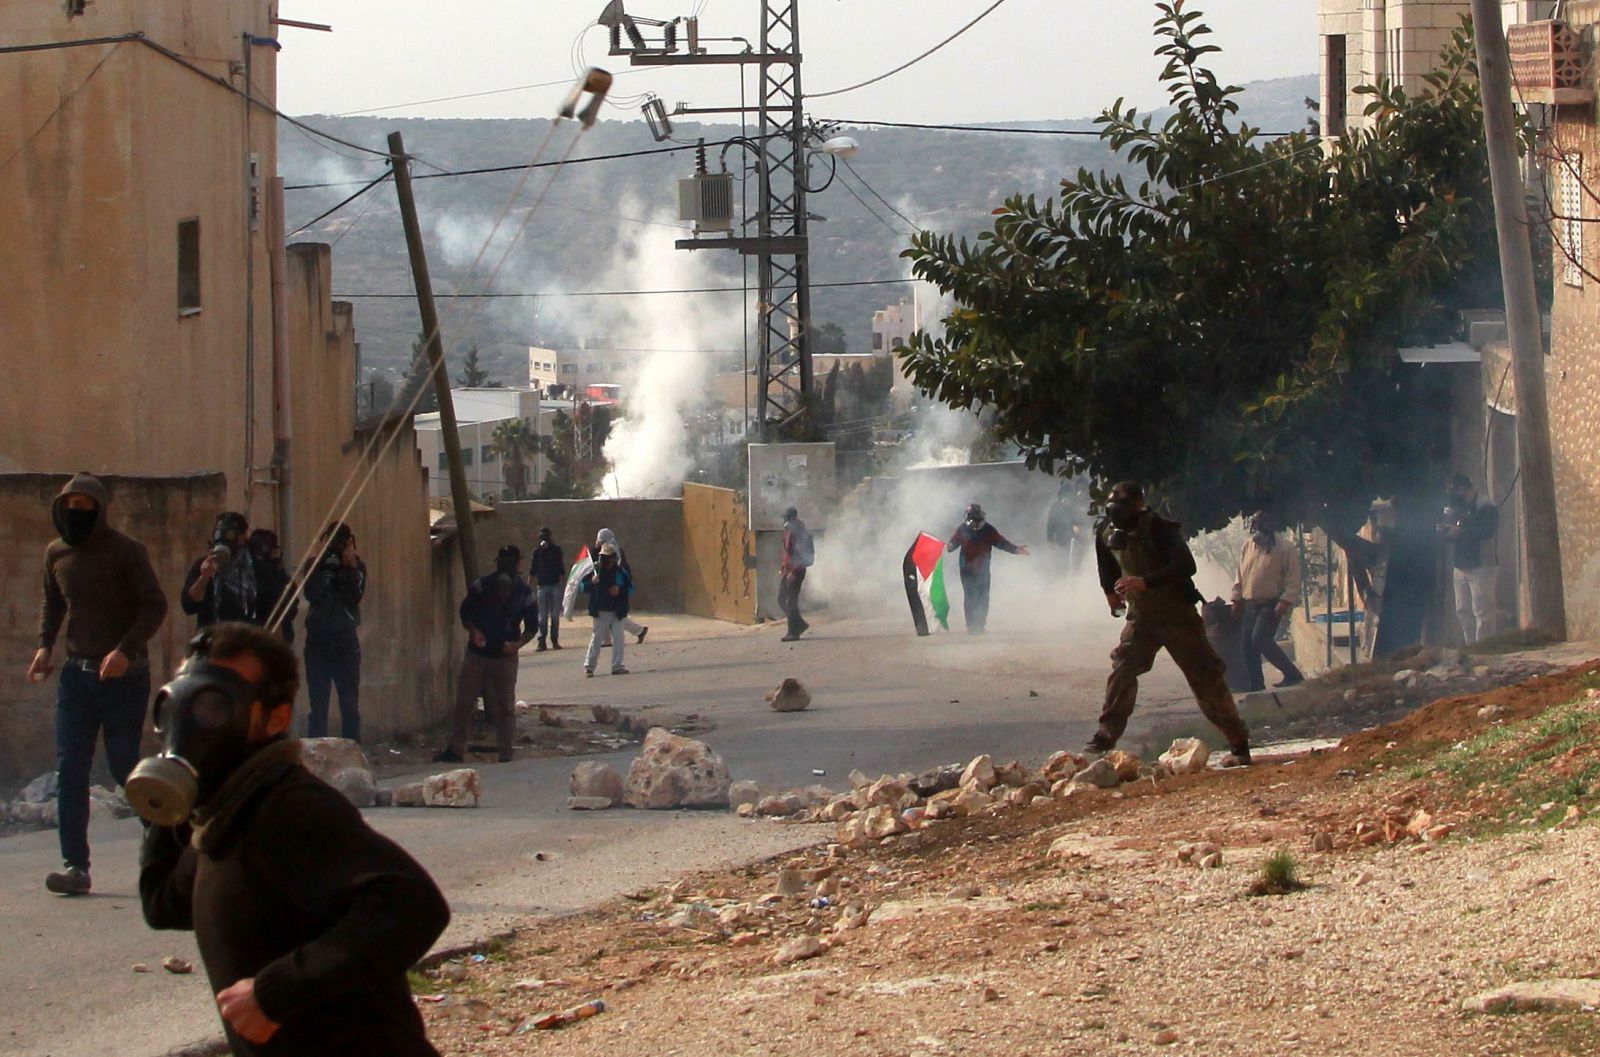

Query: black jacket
[
  {"left": 460, "top": 574, "right": 537, "bottom": 658},
  {"left": 181, "top": 552, "right": 261, "bottom": 628},
  {"left": 1095, "top": 512, "right": 1205, "bottom": 604},
  {"left": 304, "top": 557, "right": 365, "bottom": 646},
  {"left": 1444, "top": 499, "right": 1498, "bottom": 571},
  {"left": 582, "top": 563, "right": 633, "bottom": 619},
  {"left": 528, "top": 542, "right": 566, "bottom": 586},
  {"left": 140, "top": 764, "right": 449, "bottom": 1057}
]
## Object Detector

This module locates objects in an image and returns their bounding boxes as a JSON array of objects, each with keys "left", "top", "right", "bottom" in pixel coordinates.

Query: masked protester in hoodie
[
  {"left": 435, "top": 546, "right": 537, "bottom": 764},
  {"left": 581, "top": 543, "right": 634, "bottom": 676},
  {"left": 182, "top": 512, "right": 261, "bottom": 629},
  {"left": 528, "top": 527, "right": 566, "bottom": 651},
  {"left": 945, "top": 503, "right": 1029, "bottom": 634},
  {"left": 1229, "top": 510, "right": 1306, "bottom": 691},
  {"left": 1091, "top": 482, "right": 1253, "bottom": 765},
  {"left": 29, "top": 472, "right": 168, "bottom": 896},
  {"left": 302, "top": 523, "right": 365, "bottom": 741},
  {"left": 135, "top": 623, "right": 449, "bottom": 1057},
  {"left": 247, "top": 529, "right": 298, "bottom": 643},
  {"left": 593, "top": 528, "right": 649, "bottom": 644}
]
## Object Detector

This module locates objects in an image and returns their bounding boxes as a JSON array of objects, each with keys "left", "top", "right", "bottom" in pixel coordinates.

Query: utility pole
[
  {"left": 389, "top": 130, "right": 480, "bottom": 587},
  {"left": 607, "top": 2, "right": 813, "bottom": 440},
  {"left": 1469, "top": 0, "right": 1567, "bottom": 638}
]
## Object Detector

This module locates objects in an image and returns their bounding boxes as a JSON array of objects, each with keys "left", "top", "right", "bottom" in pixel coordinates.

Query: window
[
  {"left": 177, "top": 218, "right": 201, "bottom": 316},
  {"left": 872, "top": 332, "right": 883, "bottom": 350},
  {"left": 481, "top": 445, "right": 497, "bottom": 463},
  {"left": 1324, "top": 34, "right": 1347, "bottom": 137},
  {"left": 65, "top": 0, "right": 87, "bottom": 15},
  {"left": 587, "top": 363, "right": 602, "bottom": 373},
  {"left": 561, "top": 364, "right": 576, "bottom": 374},
  {"left": 462, "top": 447, "right": 474, "bottom": 466},
  {"left": 437, "top": 452, "right": 448, "bottom": 471},
  {"left": 1561, "top": 152, "right": 1584, "bottom": 288}
]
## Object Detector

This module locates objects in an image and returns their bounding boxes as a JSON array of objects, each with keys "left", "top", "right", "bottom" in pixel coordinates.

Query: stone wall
[
  {"left": 0, "top": 472, "right": 226, "bottom": 782},
  {"left": 482, "top": 499, "right": 685, "bottom": 612}
]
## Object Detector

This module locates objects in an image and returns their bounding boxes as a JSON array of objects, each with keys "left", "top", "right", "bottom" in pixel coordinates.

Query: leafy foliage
[
  {"left": 899, "top": 2, "right": 1503, "bottom": 532},
  {"left": 489, "top": 417, "right": 537, "bottom": 500}
]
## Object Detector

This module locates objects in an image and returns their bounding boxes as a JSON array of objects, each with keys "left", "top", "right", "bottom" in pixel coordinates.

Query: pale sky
[{"left": 275, "top": 0, "right": 1318, "bottom": 124}]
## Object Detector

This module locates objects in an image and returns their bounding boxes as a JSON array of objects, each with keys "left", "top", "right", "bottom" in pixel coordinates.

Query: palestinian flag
[
  {"left": 562, "top": 545, "right": 593, "bottom": 619},
  {"left": 903, "top": 532, "right": 950, "bottom": 637}
]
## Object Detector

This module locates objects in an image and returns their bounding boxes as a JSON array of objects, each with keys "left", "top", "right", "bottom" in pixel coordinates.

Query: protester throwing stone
[
  {"left": 581, "top": 542, "right": 634, "bottom": 676},
  {"left": 135, "top": 623, "right": 449, "bottom": 1057},
  {"left": 945, "top": 503, "right": 1028, "bottom": 634},
  {"left": 29, "top": 472, "right": 168, "bottom": 896},
  {"left": 1089, "top": 482, "right": 1252, "bottom": 766}
]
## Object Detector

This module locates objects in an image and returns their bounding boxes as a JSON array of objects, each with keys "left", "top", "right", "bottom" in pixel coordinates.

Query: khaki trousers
[
  {"left": 1097, "top": 612, "right": 1249, "bottom": 750},
  {"left": 448, "top": 652, "right": 519, "bottom": 759}
]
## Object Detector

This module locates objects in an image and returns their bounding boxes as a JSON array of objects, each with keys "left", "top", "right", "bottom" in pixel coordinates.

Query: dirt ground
[{"left": 417, "top": 659, "right": 1600, "bottom": 1057}]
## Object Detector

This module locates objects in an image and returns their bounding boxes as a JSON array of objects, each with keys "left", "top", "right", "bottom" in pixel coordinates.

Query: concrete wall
[
  {"left": 0, "top": 472, "right": 227, "bottom": 782},
  {"left": 0, "top": 0, "right": 279, "bottom": 521},
  {"left": 483, "top": 499, "right": 685, "bottom": 612},
  {"left": 1546, "top": 5, "right": 1600, "bottom": 637}
]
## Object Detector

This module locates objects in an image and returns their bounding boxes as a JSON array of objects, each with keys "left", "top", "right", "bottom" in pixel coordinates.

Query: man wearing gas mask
[
  {"left": 1229, "top": 509, "right": 1306, "bottom": 691},
  {"left": 247, "top": 528, "right": 298, "bottom": 643},
  {"left": 1090, "top": 482, "right": 1252, "bottom": 765},
  {"left": 435, "top": 546, "right": 537, "bottom": 764},
  {"left": 29, "top": 472, "right": 168, "bottom": 896},
  {"left": 945, "top": 503, "right": 1029, "bottom": 634},
  {"left": 182, "top": 512, "right": 261, "bottom": 629},
  {"left": 302, "top": 523, "right": 365, "bottom": 741},
  {"left": 134, "top": 623, "right": 450, "bottom": 1056}
]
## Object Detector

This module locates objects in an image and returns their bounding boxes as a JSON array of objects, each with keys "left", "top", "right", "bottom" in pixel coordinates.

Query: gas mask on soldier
[
  {"left": 1104, "top": 498, "right": 1139, "bottom": 550},
  {"left": 124, "top": 634, "right": 284, "bottom": 827}
]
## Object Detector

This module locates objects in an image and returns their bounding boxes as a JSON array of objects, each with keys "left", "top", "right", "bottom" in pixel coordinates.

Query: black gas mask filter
[{"left": 125, "top": 633, "right": 288, "bottom": 827}]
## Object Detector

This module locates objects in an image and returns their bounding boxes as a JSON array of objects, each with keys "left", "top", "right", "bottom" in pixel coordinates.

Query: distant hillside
[{"left": 279, "top": 74, "right": 1315, "bottom": 387}]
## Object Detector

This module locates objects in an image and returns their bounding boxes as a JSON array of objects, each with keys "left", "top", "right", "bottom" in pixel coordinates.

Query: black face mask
[
  {"left": 61, "top": 508, "right": 99, "bottom": 547},
  {"left": 1106, "top": 499, "right": 1138, "bottom": 530},
  {"left": 125, "top": 651, "right": 273, "bottom": 826}
]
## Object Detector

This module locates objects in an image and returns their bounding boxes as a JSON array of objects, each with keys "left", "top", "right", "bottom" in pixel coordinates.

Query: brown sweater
[{"left": 37, "top": 473, "right": 168, "bottom": 666}]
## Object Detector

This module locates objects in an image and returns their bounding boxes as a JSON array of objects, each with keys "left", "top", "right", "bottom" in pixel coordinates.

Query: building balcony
[{"left": 1508, "top": 20, "right": 1592, "bottom": 105}]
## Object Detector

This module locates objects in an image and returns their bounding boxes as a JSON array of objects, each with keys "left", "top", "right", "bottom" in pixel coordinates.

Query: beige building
[
  {"left": 527, "top": 342, "right": 645, "bottom": 392},
  {"left": 415, "top": 387, "right": 562, "bottom": 501},
  {"left": 0, "top": 0, "right": 460, "bottom": 778},
  {"left": 1318, "top": 2, "right": 1554, "bottom": 136}
]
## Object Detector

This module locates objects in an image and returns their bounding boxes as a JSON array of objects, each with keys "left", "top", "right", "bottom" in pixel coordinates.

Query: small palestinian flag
[
  {"left": 562, "top": 545, "right": 593, "bottom": 619},
  {"left": 903, "top": 532, "right": 950, "bottom": 637}
]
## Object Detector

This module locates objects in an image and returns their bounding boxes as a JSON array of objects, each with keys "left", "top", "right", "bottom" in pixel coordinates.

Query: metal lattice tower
[{"left": 608, "top": 1, "right": 813, "bottom": 440}]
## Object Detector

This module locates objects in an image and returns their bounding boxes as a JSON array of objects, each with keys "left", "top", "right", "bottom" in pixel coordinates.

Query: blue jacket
[{"left": 581, "top": 564, "right": 633, "bottom": 619}]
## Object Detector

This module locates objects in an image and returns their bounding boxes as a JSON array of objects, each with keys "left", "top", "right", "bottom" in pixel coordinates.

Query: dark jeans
[
  {"left": 1240, "top": 601, "right": 1303, "bottom": 691},
  {"left": 777, "top": 568, "right": 809, "bottom": 637},
  {"left": 960, "top": 565, "right": 991, "bottom": 633},
  {"left": 305, "top": 634, "right": 361, "bottom": 741},
  {"left": 56, "top": 662, "right": 150, "bottom": 870}
]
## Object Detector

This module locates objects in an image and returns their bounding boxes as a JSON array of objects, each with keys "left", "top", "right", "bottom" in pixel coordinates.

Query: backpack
[{"left": 789, "top": 523, "right": 815, "bottom": 568}]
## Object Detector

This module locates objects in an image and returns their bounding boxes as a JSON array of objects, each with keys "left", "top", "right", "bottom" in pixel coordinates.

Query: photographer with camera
[
  {"left": 248, "top": 528, "right": 298, "bottom": 642},
  {"left": 1089, "top": 482, "right": 1252, "bottom": 765},
  {"left": 135, "top": 623, "right": 449, "bottom": 1056},
  {"left": 302, "top": 523, "right": 365, "bottom": 741},
  {"left": 182, "top": 512, "right": 260, "bottom": 630},
  {"left": 1439, "top": 472, "right": 1499, "bottom": 644}
]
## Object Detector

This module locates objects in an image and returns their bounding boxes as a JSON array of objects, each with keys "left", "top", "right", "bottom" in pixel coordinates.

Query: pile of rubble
[
  {"left": 2, "top": 772, "right": 133, "bottom": 832},
  {"left": 300, "top": 738, "right": 481, "bottom": 809}
]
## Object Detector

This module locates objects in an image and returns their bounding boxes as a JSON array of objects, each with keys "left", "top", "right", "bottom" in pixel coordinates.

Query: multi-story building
[
  {"left": 0, "top": 0, "right": 457, "bottom": 778},
  {"left": 414, "top": 387, "right": 563, "bottom": 501},
  {"left": 527, "top": 341, "right": 645, "bottom": 393},
  {"left": 1318, "top": 2, "right": 1554, "bottom": 136}
]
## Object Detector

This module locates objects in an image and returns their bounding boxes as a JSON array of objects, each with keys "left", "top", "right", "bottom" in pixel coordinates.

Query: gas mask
[
  {"left": 1249, "top": 514, "right": 1276, "bottom": 549},
  {"left": 212, "top": 513, "right": 247, "bottom": 549},
  {"left": 125, "top": 637, "right": 280, "bottom": 827},
  {"left": 1106, "top": 498, "right": 1138, "bottom": 530}
]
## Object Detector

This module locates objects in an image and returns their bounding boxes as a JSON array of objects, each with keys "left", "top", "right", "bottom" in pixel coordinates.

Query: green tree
[
  {"left": 489, "top": 417, "right": 538, "bottom": 500},
  {"left": 455, "top": 346, "right": 501, "bottom": 387},
  {"left": 900, "top": 2, "right": 1504, "bottom": 536},
  {"left": 813, "top": 321, "right": 849, "bottom": 355}
]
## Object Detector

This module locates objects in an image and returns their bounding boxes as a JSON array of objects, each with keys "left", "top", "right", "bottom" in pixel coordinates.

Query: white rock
[
  {"left": 391, "top": 781, "right": 426, "bottom": 807},
  {"left": 728, "top": 779, "right": 764, "bottom": 809},
  {"left": 1158, "top": 738, "right": 1211, "bottom": 776},
  {"left": 1462, "top": 979, "right": 1600, "bottom": 1013},
  {"left": 422, "top": 768, "right": 482, "bottom": 808},
  {"left": 21, "top": 772, "right": 58, "bottom": 804},
  {"left": 298, "top": 738, "right": 373, "bottom": 785},
  {"left": 624, "top": 728, "right": 732, "bottom": 809},
  {"left": 1071, "top": 758, "right": 1122, "bottom": 789},
  {"left": 864, "top": 776, "right": 908, "bottom": 808},
  {"left": 756, "top": 794, "right": 804, "bottom": 817},
  {"left": 767, "top": 677, "right": 812, "bottom": 712},
  {"left": 961, "top": 754, "right": 998, "bottom": 791},
  {"left": 568, "top": 795, "right": 614, "bottom": 810},
  {"left": 772, "top": 935, "right": 827, "bottom": 965},
  {"left": 570, "top": 761, "right": 626, "bottom": 805},
  {"left": 328, "top": 766, "right": 377, "bottom": 808},
  {"left": 862, "top": 804, "right": 908, "bottom": 839},
  {"left": 1392, "top": 669, "right": 1416, "bottom": 683}
]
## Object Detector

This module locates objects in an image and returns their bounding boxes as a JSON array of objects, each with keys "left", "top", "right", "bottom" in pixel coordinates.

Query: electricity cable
[
  {"left": 333, "top": 277, "right": 918, "bottom": 299},
  {"left": 824, "top": 116, "right": 1310, "bottom": 139},
  {"left": 332, "top": 68, "right": 655, "bottom": 117},
  {"left": 0, "top": 40, "right": 124, "bottom": 178},
  {"left": 840, "top": 156, "right": 921, "bottom": 231},
  {"left": 286, "top": 169, "right": 392, "bottom": 238},
  {"left": 809, "top": 0, "right": 1012, "bottom": 99}
]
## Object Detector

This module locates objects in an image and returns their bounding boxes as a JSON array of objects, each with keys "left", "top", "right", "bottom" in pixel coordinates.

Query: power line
[
  {"left": 810, "top": 0, "right": 1012, "bottom": 99},
  {"left": 0, "top": 41, "right": 124, "bottom": 178},
  {"left": 334, "top": 277, "right": 916, "bottom": 299},
  {"left": 287, "top": 169, "right": 392, "bottom": 237},
  {"left": 826, "top": 117, "right": 1313, "bottom": 139},
  {"left": 328, "top": 67, "right": 658, "bottom": 117},
  {"left": 835, "top": 165, "right": 914, "bottom": 238},
  {"left": 840, "top": 156, "right": 921, "bottom": 231}
]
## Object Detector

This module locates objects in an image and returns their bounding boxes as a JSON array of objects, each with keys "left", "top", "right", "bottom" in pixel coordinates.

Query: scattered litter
[
  {"left": 812, "top": 769, "right": 827, "bottom": 776},
  {"left": 469, "top": 954, "right": 487, "bottom": 964},
  {"left": 131, "top": 963, "right": 150, "bottom": 974},
  {"left": 515, "top": 999, "right": 606, "bottom": 1032},
  {"left": 161, "top": 956, "right": 193, "bottom": 975}
]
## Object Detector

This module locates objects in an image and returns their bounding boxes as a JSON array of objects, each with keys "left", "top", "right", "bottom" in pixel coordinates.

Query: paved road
[{"left": 0, "top": 604, "right": 1198, "bottom": 1057}]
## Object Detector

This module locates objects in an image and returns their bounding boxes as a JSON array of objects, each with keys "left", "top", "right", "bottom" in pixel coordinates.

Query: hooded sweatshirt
[{"left": 38, "top": 473, "right": 168, "bottom": 666}]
